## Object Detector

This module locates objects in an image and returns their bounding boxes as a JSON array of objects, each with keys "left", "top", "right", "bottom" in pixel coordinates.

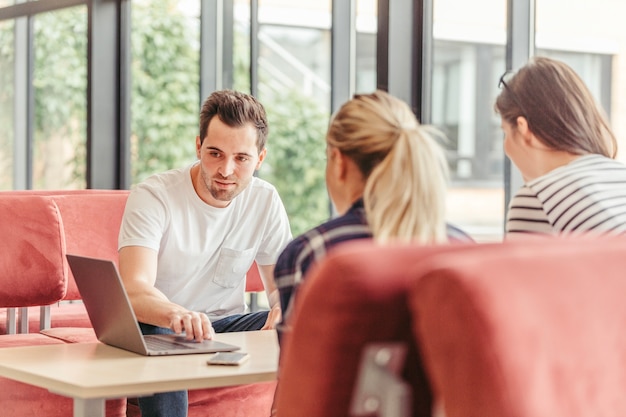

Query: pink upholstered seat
[{"left": 410, "top": 236, "right": 626, "bottom": 417}]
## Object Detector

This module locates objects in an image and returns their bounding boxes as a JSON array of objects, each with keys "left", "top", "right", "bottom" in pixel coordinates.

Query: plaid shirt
[
  {"left": 274, "top": 198, "right": 473, "bottom": 342},
  {"left": 275, "top": 199, "right": 370, "bottom": 333}
]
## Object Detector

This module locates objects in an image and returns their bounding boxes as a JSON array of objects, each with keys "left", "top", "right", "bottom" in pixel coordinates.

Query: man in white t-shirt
[{"left": 118, "top": 90, "right": 292, "bottom": 417}]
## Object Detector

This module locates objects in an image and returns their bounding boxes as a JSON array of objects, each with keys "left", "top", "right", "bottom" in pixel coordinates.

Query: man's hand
[
  {"left": 261, "top": 304, "right": 282, "bottom": 330},
  {"left": 169, "top": 310, "right": 214, "bottom": 342}
]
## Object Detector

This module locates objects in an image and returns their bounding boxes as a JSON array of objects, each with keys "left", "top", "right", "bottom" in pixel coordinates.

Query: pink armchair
[
  {"left": 272, "top": 240, "right": 473, "bottom": 417},
  {"left": 411, "top": 236, "right": 626, "bottom": 417},
  {"left": 275, "top": 235, "right": 626, "bottom": 417}
]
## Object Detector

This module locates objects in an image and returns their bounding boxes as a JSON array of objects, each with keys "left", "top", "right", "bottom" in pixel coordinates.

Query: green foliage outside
[
  {"left": 261, "top": 90, "right": 330, "bottom": 235},
  {"left": 33, "top": 8, "right": 88, "bottom": 188},
  {"left": 132, "top": 0, "right": 330, "bottom": 235},
  {"left": 1, "top": 0, "right": 329, "bottom": 235},
  {"left": 0, "top": 20, "right": 14, "bottom": 190},
  {"left": 0, "top": 7, "right": 88, "bottom": 189},
  {"left": 130, "top": 1, "right": 199, "bottom": 183}
]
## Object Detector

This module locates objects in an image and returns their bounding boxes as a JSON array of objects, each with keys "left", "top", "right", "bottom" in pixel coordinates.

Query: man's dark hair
[{"left": 199, "top": 90, "right": 269, "bottom": 152}]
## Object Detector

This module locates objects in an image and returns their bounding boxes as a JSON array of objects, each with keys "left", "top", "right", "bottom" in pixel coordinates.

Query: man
[{"left": 118, "top": 90, "right": 292, "bottom": 417}]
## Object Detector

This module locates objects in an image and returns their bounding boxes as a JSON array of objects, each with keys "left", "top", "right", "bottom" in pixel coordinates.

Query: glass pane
[
  {"left": 130, "top": 0, "right": 200, "bottom": 185},
  {"left": 233, "top": 0, "right": 250, "bottom": 93},
  {"left": 356, "top": 0, "right": 377, "bottom": 93},
  {"left": 0, "top": 20, "right": 14, "bottom": 190},
  {"left": 254, "top": 1, "right": 332, "bottom": 236},
  {"left": 536, "top": 0, "right": 626, "bottom": 164},
  {"left": 432, "top": 0, "right": 506, "bottom": 242},
  {"left": 33, "top": 6, "right": 87, "bottom": 189}
]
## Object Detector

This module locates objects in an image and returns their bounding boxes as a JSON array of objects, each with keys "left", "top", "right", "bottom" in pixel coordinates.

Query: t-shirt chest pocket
[{"left": 213, "top": 247, "right": 255, "bottom": 288}]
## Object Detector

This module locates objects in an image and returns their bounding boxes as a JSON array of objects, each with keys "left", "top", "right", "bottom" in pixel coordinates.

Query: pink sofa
[
  {"left": 274, "top": 236, "right": 626, "bottom": 417},
  {"left": 411, "top": 236, "right": 626, "bottom": 417},
  {"left": 0, "top": 190, "right": 277, "bottom": 417},
  {"left": 0, "top": 192, "right": 127, "bottom": 417}
]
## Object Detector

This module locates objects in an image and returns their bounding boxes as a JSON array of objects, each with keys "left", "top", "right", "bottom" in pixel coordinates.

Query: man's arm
[
  {"left": 257, "top": 263, "right": 281, "bottom": 330},
  {"left": 118, "top": 245, "right": 214, "bottom": 341}
]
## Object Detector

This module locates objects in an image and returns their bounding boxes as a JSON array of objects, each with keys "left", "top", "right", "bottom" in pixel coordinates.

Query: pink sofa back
[
  {"left": 1, "top": 190, "right": 130, "bottom": 301},
  {"left": 411, "top": 235, "right": 626, "bottom": 417},
  {"left": 275, "top": 236, "right": 626, "bottom": 417},
  {"left": 0, "top": 195, "right": 66, "bottom": 308},
  {"left": 53, "top": 191, "right": 130, "bottom": 300},
  {"left": 273, "top": 240, "right": 475, "bottom": 417}
]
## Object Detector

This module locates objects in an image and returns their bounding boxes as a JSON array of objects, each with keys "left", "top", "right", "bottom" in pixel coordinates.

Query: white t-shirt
[{"left": 118, "top": 162, "right": 292, "bottom": 320}]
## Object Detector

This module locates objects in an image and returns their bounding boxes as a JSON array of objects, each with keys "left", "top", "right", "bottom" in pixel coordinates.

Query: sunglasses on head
[{"left": 498, "top": 71, "right": 529, "bottom": 123}]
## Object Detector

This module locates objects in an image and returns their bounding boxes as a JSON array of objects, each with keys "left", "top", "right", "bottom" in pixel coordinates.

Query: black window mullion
[
  {"left": 331, "top": 0, "right": 356, "bottom": 114},
  {"left": 12, "top": 15, "right": 31, "bottom": 189},
  {"left": 200, "top": 0, "right": 234, "bottom": 102},
  {"left": 503, "top": 0, "right": 535, "bottom": 216},
  {"left": 87, "top": 0, "right": 122, "bottom": 189},
  {"left": 118, "top": 0, "right": 131, "bottom": 190},
  {"left": 250, "top": 0, "right": 259, "bottom": 97},
  {"left": 379, "top": 0, "right": 428, "bottom": 119}
]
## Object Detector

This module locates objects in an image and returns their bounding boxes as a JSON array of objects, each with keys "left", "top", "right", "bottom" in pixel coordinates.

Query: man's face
[{"left": 195, "top": 117, "right": 266, "bottom": 207}]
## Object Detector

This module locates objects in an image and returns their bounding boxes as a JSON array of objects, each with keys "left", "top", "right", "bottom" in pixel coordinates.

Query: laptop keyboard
[{"left": 145, "top": 336, "right": 194, "bottom": 351}]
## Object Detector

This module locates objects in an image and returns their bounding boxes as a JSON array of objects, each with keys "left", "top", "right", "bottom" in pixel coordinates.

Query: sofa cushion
[
  {"left": 52, "top": 191, "right": 129, "bottom": 300},
  {"left": 0, "top": 195, "right": 66, "bottom": 307}
]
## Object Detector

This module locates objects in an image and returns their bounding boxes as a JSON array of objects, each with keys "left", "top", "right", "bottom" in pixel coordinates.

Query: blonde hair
[{"left": 327, "top": 90, "right": 449, "bottom": 244}]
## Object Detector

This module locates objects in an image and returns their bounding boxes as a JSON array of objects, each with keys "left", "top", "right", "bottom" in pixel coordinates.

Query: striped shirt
[{"left": 506, "top": 154, "right": 626, "bottom": 236}]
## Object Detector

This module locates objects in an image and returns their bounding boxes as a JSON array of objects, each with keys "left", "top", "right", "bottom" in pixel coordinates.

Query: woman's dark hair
[{"left": 495, "top": 56, "right": 616, "bottom": 158}]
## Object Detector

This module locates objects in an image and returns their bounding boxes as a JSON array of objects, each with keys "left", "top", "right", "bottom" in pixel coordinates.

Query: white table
[{"left": 0, "top": 330, "right": 279, "bottom": 417}]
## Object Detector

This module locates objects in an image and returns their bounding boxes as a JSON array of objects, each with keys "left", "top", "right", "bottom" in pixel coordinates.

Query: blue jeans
[{"left": 137, "top": 310, "right": 269, "bottom": 417}]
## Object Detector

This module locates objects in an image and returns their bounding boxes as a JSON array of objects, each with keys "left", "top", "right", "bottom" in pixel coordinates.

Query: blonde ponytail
[
  {"left": 364, "top": 125, "right": 448, "bottom": 243},
  {"left": 328, "top": 90, "right": 449, "bottom": 244}
]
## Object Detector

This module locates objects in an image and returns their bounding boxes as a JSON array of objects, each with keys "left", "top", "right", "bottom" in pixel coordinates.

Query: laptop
[{"left": 66, "top": 254, "right": 241, "bottom": 356}]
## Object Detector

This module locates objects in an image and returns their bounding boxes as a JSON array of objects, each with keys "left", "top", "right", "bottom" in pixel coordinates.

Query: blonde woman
[
  {"left": 274, "top": 90, "right": 471, "bottom": 338},
  {"left": 495, "top": 56, "right": 626, "bottom": 236}
]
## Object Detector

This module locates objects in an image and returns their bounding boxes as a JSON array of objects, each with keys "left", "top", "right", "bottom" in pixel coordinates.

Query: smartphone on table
[{"left": 206, "top": 352, "right": 250, "bottom": 366}]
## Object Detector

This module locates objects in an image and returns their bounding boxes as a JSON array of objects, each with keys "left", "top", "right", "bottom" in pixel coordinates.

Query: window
[
  {"left": 32, "top": 6, "right": 87, "bottom": 189},
  {"left": 250, "top": 1, "right": 333, "bottom": 236},
  {"left": 356, "top": 0, "right": 377, "bottom": 93},
  {"left": 129, "top": 0, "right": 200, "bottom": 185},
  {"left": 536, "top": 0, "right": 622, "bottom": 156},
  {"left": 6, "top": 0, "right": 620, "bottom": 242},
  {"left": 0, "top": 19, "right": 14, "bottom": 189},
  {"left": 432, "top": 0, "right": 506, "bottom": 241}
]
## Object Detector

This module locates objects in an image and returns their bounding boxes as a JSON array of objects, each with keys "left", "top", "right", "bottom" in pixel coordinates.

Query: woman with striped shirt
[{"left": 495, "top": 56, "right": 626, "bottom": 236}]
